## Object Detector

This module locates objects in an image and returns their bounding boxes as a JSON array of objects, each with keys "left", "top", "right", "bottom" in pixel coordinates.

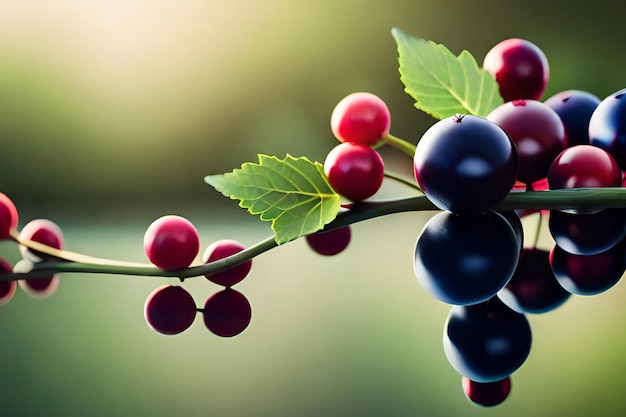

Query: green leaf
[
  {"left": 205, "top": 154, "right": 341, "bottom": 245},
  {"left": 392, "top": 27, "right": 503, "bottom": 120}
]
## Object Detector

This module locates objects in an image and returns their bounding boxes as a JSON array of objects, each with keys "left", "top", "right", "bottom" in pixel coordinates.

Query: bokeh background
[{"left": 1, "top": 1, "right": 626, "bottom": 416}]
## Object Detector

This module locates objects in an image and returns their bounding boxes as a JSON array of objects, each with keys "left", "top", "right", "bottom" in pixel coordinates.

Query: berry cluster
[
  {"left": 142, "top": 215, "right": 254, "bottom": 337},
  {"left": 0, "top": 198, "right": 64, "bottom": 302},
  {"left": 1, "top": 31, "right": 626, "bottom": 410},
  {"left": 317, "top": 38, "right": 626, "bottom": 407},
  {"left": 0, "top": 206, "right": 254, "bottom": 338}
]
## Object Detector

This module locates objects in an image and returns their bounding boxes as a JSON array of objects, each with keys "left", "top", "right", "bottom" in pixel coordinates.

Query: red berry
[
  {"left": 203, "top": 288, "right": 252, "bottom": 337},
  {"left": 202, "top": 239, "right": 252, "bottom": 287},
  {"left": 144, "top": 285, "right": 197, "bottom": 335},
  {"left": 330, "top": 92, "right": 391, "bottom": 145},
  {"left": 483, "top": 38, "right": 549, "bottom": 102},
  {"left": 487, "top": 99, "right": 566, "bottom": 184},
  {"left": 324, "top": 142, "right": 384, "bottom": 202},
  {"left": 462, "top": 376, "right": 511, "bottom": 407},
  {"left": 18, "top": 219, "right": 63, "bottom": 299},
  {"left": 0, "top": 193, "right": 18, "bottom": 240},
  {"left": 0, "top": 259, "right": 17, "bottom": 306},
  {"left": 548, "top": 145, "right": 621, "bottom": 215},
  {"left": 144, "top": 215, "right": 200, "bottom": 270},
  {"left": 548, "top": 145, "right": 621, "bottom": 189},
  {"left": 305, "top": 226, "right": 351, "bottom": 256}
]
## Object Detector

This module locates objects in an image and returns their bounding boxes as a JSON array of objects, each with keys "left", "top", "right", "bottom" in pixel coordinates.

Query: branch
[{"left": 3, "top": 188, "right": 626, "bottom": 281}]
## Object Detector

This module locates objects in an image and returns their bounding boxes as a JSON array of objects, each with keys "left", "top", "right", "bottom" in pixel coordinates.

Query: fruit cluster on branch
[{"left": 2, "top": 28, "right": 626, "bottom": 408}]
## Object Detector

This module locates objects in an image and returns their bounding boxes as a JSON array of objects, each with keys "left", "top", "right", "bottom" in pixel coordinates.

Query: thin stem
[
  {"left": 3, "top": 187, "right": 626, "bottom": 281},
  {"left": 532, "top": 212, "right": 544, "bottom": 249},
  {"left": 382, "top": 133, "right": 417, "bottom": 157},
  {"left": 10, "top": 229, "right": 150, "bottom": 267},
  {"left": 383, "top": 171, "right": 422, "bottom": 192}
]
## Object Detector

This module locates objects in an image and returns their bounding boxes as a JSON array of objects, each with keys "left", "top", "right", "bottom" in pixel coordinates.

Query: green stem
[
  {"left": 3, "top": 187, "right": 626, "bottom": 281},
  {"left": 383, "top": 171, "right": 422, "bottom": 192},
  {"left": 382, "top": 133, "right": 417, "bottom": 157},
  {"left": 533, "top": 212, "right": 544, "bottom": 249}
]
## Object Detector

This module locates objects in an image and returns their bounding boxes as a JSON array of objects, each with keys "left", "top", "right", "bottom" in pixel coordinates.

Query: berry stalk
[
  {"left": 3, "top": 187, "right": 626, "bottom": 281},
  {"left": 382, "top": 133, "right": 417, "bottom": 157}
]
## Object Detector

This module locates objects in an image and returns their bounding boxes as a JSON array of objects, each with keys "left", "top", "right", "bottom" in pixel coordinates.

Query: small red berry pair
[{"left": 325, "top": 92, "right": 391, "bottom": 202}]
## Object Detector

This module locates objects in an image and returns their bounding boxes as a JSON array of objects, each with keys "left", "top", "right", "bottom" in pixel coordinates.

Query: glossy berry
[
  {"left": 18, "top": 219, "right": 63, "bottom": 299},
  {"left": 414, "top": 211, "right": 519, "bottom": 306},
  {"left": 462, "top": 376, "right": 511, "bottom": 407},
  {"left": 0, "top": 259, "right": 17, "bottom": 306},
  {"left": 330, "top": 92, "right": 391, "bottom": 145},
  {"left": 487, "top": 99, "right": 566, "bottom": 185},
  {"left": 550, "top": 243, "right": 625, "bottom": 296},
  {"left": 202, "top": 239, "right": 252, "bottom": 287},
  {"left": 324, "top": 142, "right": 384, "bottom": 202},
  {"left": 589, "top": 88, "right": 626, "bottom": 169},
  {"left": 203, "top": 288, "right": 252, "bottom": 337},
  {"left": 144, "top": 285, "right": 197, "bottom": 335},
  {"left": 498, "top": 248, "right": 570, "bottom": 314},
  {"left": 483, "top": 38, "right": 549, "bottom": 101},
  {"left": 413, "top": 114, "right": 518, "bottom": 214},
  {"left": 144, "top": 215, "right": 200, "bottom": 270},
  {"left": 544, "top": 90, "right": 600, "bottom": 146},
  {"left": 498, "top": 211, "right": 524, "bottom": 254},
  {"left": 548, "top": 208, "right": 626, "bottom": 256},
  {"left": 548, "top": 145, "right": 621, "bottom": 191},
  {"left": 18, "top": 219, "right": 64, "bottom": 261},
  {"left": 305, "top": 226, "right": 351, "bottom": 256},
  {"left": 444, "top": 296, "right": 532, "bottom": 383},
  {"left": 0, "top": 193, "right": 18, "bottom": 240}
]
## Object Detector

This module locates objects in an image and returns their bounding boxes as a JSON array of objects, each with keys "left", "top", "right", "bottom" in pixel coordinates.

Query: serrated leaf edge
[
  {"left": 205, "top": 154, "right": 341, "bottom": 245},
  {"left": 392, "top": 27, "right": 503, "bottom": 119}
]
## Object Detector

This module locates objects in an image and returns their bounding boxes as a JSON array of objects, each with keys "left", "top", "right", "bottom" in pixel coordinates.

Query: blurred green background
[{"left": 1, "top": 1, "right": 626, "bottom": 416}]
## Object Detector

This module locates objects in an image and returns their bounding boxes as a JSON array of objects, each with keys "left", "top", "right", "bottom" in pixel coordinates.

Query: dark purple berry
[
  {"left": 144, "top": 285, "right": 197, "bottom": 335},
  {"left": 305, "top": 226, "right": 351, "bottom": 256},
  {"left": 544, "top": 90, "right": 600, "bottom": 146},
  {"left": 498, "top": 248, "right": 570, "bottom": 314},
  {"left": 414, "top": 211, "right": 519, "bottom": 306},
  {"left": 589, "top": 88, "right": 626, "bottom": 170},
  {"left": 203, "top": 288, "right": 252, "bottom": 337},
  {"left": 444, "top": 297, "right": 532, "bottom": 383},
  {"left": 413, "top": 114, "right": 518, "bottom": 215}
]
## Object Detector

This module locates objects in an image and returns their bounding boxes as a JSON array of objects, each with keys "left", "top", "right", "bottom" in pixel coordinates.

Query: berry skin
[
  {"left": 202, "top": 239, "right": 252, "bottom": 287},
  {"left": 548, "top": 208, "right": 626, "bottom": 256},
  {"left": 18, "top": 219, "right": 64, "bottom": 299},
  {"left": 203, "top": 288, "right": 252, "bottom": 337},
  {"left": 414, "top": 210, "right": 519, "bottom": 306},
  {"left": 444, "top": 297, "right": 532, "bottom": 383},
  {"left": 462, "top": 376, "right": 511, "bottom": 407},
  {"left": 589, "top": 88, "right": 626, "bottom": 169},
  {"left": 330, "top": 92, "right": 391, "bottom": 145},
  {"left": 0, "top": 259, "right": 17, "bottom": 306},
  {"left": 548, "top": 145, "right": 621, "bottom": 191},
  {"left": 483, "top": 38, "right": 549, "bottom": 102},
  {"left": 144, "top": 215, "right": 200, "bottom": 271},
  {"left": 548, "top": 145, "right": 621, "bottom": 215},
  {"left": 498, "top": 211, "right": 524, "bottom": 254},
  {"left": 498, "top": 248, "right": 570, "bottom": 314},
  {"left": 487, "top": 99, "right": 566, "bottom": 185},
  {"left": 305, "top": 226, "right": 351, "bottom": 256},
  {"left": 413, "top": 114, "right": 518, "bottom": 215},
  {"left": 144, "top": 285, "right": 197, "bottom": 335},
  {"left": 544, "top": 90, "right": 601, "bottom": 146},
  {"left": 0, "top": 193, "right": 18, "bottom": 240},
  {"left": 550, "top": 242, "right": 625, "bottom": 296},
  {"left": 324, "top": 142, "right": 384, "bottom": 202}
]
